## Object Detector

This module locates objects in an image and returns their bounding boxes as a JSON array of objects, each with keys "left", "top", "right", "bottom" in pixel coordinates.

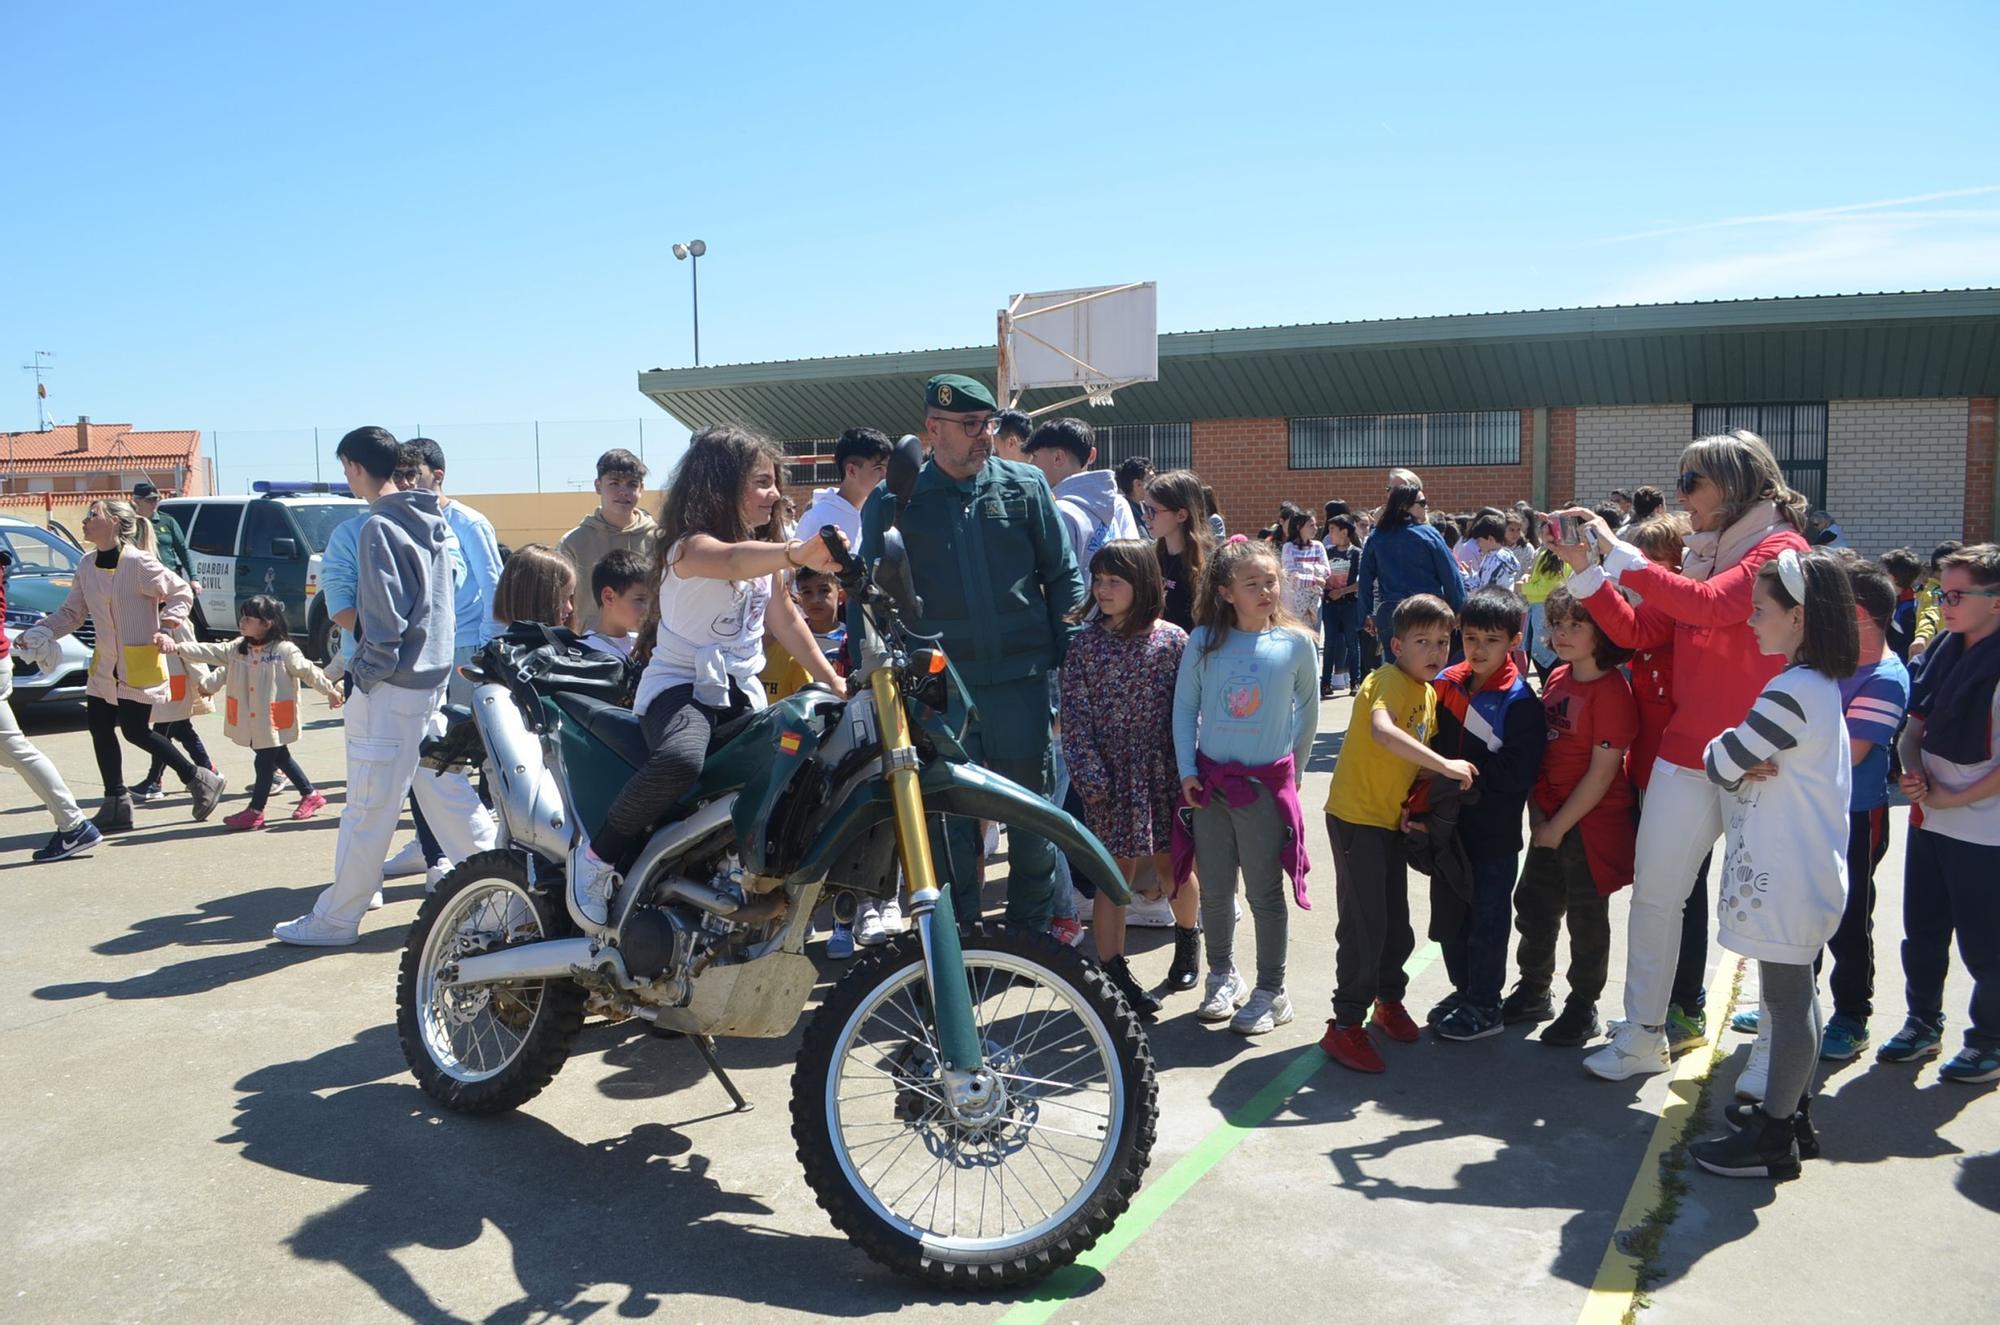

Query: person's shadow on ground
[{"left": 222, "top": 1024, "right": 969, "bottom": 1323}]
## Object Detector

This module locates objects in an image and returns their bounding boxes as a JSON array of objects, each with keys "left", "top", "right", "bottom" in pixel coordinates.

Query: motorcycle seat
[
  {"left": 552, "top": 692, "right": 650, "bottom": 769},
  {"left": 552, "top": 693, "right": 765, "bottom": 770}
]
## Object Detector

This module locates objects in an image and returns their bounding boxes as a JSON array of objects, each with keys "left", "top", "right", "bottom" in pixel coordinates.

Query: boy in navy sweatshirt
[{"left": 1428, "top": 587, "right": 1548, "bottom": 1040}]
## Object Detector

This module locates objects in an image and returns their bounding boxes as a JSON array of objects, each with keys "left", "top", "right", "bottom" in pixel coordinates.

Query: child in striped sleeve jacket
[{"left": 1689, "top": 549, "right": 1857, "bottom": 1182}]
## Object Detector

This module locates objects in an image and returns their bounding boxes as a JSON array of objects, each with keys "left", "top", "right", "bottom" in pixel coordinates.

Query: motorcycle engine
[{"left": 618, "top": 853, "right": 752, "bottom": 999}]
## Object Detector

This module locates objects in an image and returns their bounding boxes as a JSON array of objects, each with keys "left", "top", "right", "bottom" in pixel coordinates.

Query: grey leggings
[
  {"left": 1192, "top": 784, "right": 1289, "bottom": 992},
  {"left": 592, "top": 683, "right": 748, "bottom": 869},
  {"left": 1760, "top": 959, "right": 1822, "bottom": 1119}
]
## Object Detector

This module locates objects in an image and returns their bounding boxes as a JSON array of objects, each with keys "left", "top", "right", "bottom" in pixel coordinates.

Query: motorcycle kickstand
[{"left": 691, "top": 1033, "right": 753, "bottom": 1113}]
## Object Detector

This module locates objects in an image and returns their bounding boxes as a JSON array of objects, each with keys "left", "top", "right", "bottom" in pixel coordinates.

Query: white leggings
[{"left": 1624, "top": 759, "right": 1724, "bottom": 1026}]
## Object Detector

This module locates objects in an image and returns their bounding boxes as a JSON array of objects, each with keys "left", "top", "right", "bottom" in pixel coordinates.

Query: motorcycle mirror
[
  {"left": 876, "top": 529, "right": 925, "bottom": 620},
  {"left": 888, "top": 434, "right": 923, "bottom": 514}
]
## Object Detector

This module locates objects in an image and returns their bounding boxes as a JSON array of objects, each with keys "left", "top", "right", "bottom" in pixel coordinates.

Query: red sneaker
[
  {"left": 1321, "top": 1021, "right": 1385, "bottom": 1073},
  {"left": 1049, "top": 916, "right": 1085, "bottom": 948},
  {"left": 1370, "top": 1000, "right": 1422, "bottom": 1043},
  {"left": 223, "top": 808, "right": 265, "bottom": 831},
  {"left": 292, "top": 792, "right": 328, "bottom": 821}
]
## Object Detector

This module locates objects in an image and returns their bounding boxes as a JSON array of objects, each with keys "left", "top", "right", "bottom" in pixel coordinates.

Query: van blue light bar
[{"left": 252, "top": 481, "right": 355, "bottom": 496}]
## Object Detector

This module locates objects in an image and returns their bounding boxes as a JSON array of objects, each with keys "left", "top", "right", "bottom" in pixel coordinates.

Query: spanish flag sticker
[{"left": 779, "top": 731, "right": 802, "bottom": 754}]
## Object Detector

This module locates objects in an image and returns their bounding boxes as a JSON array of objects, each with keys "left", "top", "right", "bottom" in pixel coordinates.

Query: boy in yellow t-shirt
[{"left": 1321, "top": 594, "right": 1478, "bottom": 1074}]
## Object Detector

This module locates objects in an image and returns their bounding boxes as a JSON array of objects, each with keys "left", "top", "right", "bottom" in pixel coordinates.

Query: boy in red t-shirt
[{"left": 1504, "top": 586, "right": 1640, "bottom": 1048}]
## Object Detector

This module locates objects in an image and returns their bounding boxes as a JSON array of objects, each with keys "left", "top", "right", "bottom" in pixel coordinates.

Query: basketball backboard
[{"left": 997, "top": 282, "right": 1158, "bottom": 414}]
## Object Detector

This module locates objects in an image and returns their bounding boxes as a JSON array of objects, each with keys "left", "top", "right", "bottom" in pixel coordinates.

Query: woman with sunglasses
[
  {"left": 1357, "top": 478, "right": 1465, "bottom": 643},
  {"left": 1548, "top": 428, "right": 1811, "bottom": 1083}
]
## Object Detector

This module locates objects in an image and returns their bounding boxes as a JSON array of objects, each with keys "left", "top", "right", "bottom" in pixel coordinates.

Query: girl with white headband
[
  {"left": 1687, "top": 547, "right": 1858, "bottom": 1179},
  {"left": 1549, "top": 429, "right": 1812, "bottom": 1084}
]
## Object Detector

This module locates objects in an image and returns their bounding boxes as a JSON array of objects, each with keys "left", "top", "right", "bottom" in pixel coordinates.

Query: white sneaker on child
[
  {"left": 569, "top": 842, "right": 619, "bottom": 927},
  {"left": 382, "top": 838, "right": 427, "bottom": 878},
  {"left": 1125, "top": 893, "right": 1177, "bottom": 928},
  {"left": 1231, "top": 987, "right": 1293, "bottom": 1035},
  {"left": 878, "top": 894, "right": 904, "bottom": 936},
  {"left": 1583, "top": 1020, "right": 1671, "bottom": 1081},
  {"left": 1736, "top": 1015, "right": 1773, "bottom": 1102},
  {"left": 1196, "top": 969, "right": 1248, "bottom": 1022}
]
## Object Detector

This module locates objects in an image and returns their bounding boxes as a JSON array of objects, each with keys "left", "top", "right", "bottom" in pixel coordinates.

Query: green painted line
[{"left": 996, "top": 941, "right": 1443, "bottom": 1325}]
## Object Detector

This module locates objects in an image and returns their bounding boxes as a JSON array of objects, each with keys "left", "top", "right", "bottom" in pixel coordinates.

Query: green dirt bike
[{"left": 395, "top": 436, "right": 1158, "bottom": 1287}]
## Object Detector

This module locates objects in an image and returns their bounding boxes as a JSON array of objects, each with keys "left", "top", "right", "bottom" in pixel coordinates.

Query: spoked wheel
[
  {"left": 791, "top": 922, "right": 1157, "bottom": 1288},
  {"left": 396, "top": 850, "right": 585, "bottom": 1113}
]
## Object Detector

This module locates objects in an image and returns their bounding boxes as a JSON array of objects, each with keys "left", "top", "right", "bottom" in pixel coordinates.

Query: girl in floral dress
[{"left": 1060, "top": 540, "right": 1193, "bottom": 1019}]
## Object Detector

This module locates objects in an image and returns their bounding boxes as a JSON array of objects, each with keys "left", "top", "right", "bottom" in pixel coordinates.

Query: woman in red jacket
[{"left": 1550, "top": 429, "right": 1811, "bottom": 1082}]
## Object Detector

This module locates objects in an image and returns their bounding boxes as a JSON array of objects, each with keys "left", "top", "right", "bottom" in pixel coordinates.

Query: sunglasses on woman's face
[{"left": 1677, "top": 471, "right": 1704, "bottom": 496}]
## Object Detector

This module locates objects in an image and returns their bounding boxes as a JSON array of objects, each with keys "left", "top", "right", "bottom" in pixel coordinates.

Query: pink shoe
[
  {"left": 292, "top": 792, "right": 328, "bottom": 821},
  {"left": 223, "top": 808, "right": 265, "bottom": 831}
]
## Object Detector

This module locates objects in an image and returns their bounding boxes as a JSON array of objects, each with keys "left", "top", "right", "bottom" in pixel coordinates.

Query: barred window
[
  {"left": 1289, "top": 411, "right": 1520, "bottom": 469},
  {"left": 1692, "top": 403, "right": 1828, "bottom": 513},
  {"left": 1085, "top": 422, "right": 1192, "bottom": 474},
  {"left": 783, "top": 438, "right": 837, "bottom": 487}
]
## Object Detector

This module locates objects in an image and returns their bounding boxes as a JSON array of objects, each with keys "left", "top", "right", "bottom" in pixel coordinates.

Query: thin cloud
[
  {"left": 1597, "top": 185, "right": 2000, "bottom": 245},
  {"left": 1605, "top": 217, "right": 2000, "bottom": 304}
]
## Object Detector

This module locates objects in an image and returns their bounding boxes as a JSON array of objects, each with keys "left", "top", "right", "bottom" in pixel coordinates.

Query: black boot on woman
[
  {"left": 1164, "top": 925, "right": 1201, "bottom": 992},
  {"left": 1102, "top": 955, "right": 1163, "bottom": 1020}
]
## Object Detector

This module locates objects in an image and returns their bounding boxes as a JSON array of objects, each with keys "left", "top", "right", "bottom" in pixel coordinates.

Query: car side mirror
[
  {"left": 876, "top": 529, "right": 924, "bottom": 620},
  {"left": 271, "top": 538, "right": 299, "bottom": 559},
  {"left": 888, "top": 434, "right": 923, "bottom": 515}
]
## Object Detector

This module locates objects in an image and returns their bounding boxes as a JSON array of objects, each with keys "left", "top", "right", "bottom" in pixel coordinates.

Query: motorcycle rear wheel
[
  {"left": 396, "top": 850, "right": 586, "bottom": 1113},
  {"left": 791, "top": 922, "right": 1157, "bottom": 1288}
]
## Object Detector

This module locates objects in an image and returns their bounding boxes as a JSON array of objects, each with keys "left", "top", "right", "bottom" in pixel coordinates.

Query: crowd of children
[{"left": 8, "top": 420, "right": 1997, "bottom": 1191}]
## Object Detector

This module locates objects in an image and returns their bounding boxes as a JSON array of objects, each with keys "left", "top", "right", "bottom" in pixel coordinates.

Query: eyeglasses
[
  {"left": 927, "top": 413, "right": 999, "bottom": 438},
  {"left": 1677, "top": 471, "right": 1704, "bottom": 496},
  {"left": 1411, "top": 495, "right": 1429, "bottom": 507},
  {"left": 1939, "top": 588, "right": 2000, "bottom": 607}
]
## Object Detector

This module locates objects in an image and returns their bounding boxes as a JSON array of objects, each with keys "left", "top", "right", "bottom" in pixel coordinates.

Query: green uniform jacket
[
  {"left": 856, "top": 457, "right": 1083, "bottom": 688},
  {"left": 152, "top": 512, "right": 193, "bottom": 580}
]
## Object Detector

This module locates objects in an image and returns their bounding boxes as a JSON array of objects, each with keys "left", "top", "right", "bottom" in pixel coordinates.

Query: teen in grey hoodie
[
  {"left": 1023, "top": 417, "right": 1142, "bottom": 564},
  {"left": 276, "top": 428, "right": 459, "bottom": 947},
  {"left": 351, "top": 488, "right": 457, "bottom": 694}
]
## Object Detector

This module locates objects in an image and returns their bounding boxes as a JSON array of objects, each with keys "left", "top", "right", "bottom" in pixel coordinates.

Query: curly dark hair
[{"left": 653, "top": 424, "right": 786, "bottom": 568}]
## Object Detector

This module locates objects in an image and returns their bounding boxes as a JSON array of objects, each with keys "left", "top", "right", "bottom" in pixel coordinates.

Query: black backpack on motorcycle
[{"left": 479, "top": 622, "right": 639, "bottom": 708}]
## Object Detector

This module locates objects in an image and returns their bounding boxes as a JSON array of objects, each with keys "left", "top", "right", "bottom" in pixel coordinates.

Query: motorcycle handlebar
[{"left": 821, "top": 525, "right": 864, "bottom": 587}]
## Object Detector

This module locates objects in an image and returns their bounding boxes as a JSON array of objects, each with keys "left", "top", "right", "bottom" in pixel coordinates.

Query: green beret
[{"left": 925, "top": 373, "right": 997, "bottom": 413}]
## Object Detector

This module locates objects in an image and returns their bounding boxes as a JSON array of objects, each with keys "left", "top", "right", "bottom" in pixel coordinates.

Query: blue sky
[{"left": 7, "top": 1, "right": 1998, "bottom": 493}]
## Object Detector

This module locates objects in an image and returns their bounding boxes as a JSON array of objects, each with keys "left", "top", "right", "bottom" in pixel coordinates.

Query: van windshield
[{"left": 283, "top": 501, "right": 367, "bottom": 553}]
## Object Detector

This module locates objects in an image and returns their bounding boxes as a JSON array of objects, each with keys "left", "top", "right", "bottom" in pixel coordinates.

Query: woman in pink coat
[{"left": 20, "top": 499, "right": 226, "bottom": 829}]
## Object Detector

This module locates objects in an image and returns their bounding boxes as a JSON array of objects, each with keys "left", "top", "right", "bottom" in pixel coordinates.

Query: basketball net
[{"left": 1085, "top": 384, "right": 1116, "bottom": 407}]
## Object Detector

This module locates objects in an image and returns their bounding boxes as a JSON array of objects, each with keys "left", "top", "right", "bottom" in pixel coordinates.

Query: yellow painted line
[{"left": 1574, "top": 954, "right": 1745, "bottom": 1325}]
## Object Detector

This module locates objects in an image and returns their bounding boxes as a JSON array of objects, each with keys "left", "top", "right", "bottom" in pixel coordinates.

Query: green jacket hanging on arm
[{"left": 854, "top": 456, "right": 1083, "bottom": 687}]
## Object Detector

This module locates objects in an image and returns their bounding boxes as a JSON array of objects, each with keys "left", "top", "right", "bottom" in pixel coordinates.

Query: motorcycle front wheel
[
  {"left": 791, "top": 922, "right": 1157, "bottom": 1288},
  {"left": 396, "top": 850, "right": 586, "bottom": 1114}
]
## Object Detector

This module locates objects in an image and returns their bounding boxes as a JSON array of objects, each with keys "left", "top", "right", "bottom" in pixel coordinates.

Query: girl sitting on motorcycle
[{"left": 569, "top": 424, "right": 847, "bottom": 925}]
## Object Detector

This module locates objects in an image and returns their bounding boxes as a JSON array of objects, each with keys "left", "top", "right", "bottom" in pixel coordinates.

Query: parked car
[
  {"left": 157, "top": 484, "right": 366, "bottom": 662},
  {"left": 1, "top": 515, "right": 93, "bottom": 707}
]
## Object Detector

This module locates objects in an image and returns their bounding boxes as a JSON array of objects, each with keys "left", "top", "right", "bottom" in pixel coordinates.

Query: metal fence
[
  {"left": 1692, "top": 403, "right": 1829, "bottom": 513},
  {"left": 1288, "top": 410, "right": 1521, "bottom": 469},
  {"left": 204, "top": 418, "right": 688, "bottom": 496}
]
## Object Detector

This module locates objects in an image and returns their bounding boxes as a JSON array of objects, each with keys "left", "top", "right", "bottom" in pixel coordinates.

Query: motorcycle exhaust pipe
[{"left": 450, "top": 937, "right": 618, "bottom": 987}]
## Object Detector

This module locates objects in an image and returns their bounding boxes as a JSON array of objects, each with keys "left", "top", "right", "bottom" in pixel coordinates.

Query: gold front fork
[{"left": 869, "top": 667, "right": 940, "bottom": 906}]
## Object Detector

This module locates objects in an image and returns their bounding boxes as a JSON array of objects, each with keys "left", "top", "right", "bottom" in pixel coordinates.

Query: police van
[{"left": 157, "top": 482, "right": 367, "bottom": 662}]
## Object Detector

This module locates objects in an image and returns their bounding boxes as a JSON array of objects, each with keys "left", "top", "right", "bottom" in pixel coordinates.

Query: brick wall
[
  {"left": 1826, "top": 399, "right": 1970, "bottom": 555},
  {"left": 1548, "top": 407, "right": 1576, "bottom": 509},
  {"left": 1573, "top": 404, "right": 1689, "bottom": 507},
  {"left": 1191, "top": 411, "right": 1537, "bottom": 531},
  {"left": 1967, "top": 397, "right": 1996, "bottom": 544}
]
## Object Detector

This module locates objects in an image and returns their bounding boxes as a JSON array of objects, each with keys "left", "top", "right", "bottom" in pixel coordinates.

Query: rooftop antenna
[{"left": 21, "top": 350, "right": 54, "bottom": 432}]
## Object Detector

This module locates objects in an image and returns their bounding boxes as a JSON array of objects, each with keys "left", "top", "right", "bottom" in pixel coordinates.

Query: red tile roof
[{"left": 1, "top": 423, "right": 202, "bottom": 473}]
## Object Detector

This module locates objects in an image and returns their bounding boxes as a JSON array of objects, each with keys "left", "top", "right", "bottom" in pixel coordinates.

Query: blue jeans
[
  {"left": 1443, "top": 849, "right": 1518, "bottom": 1013},
  {"left": 1320, "top": 597, "right": 1362, "bottom": 686}
]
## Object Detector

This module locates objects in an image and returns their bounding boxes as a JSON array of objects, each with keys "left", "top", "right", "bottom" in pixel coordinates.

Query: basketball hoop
[
  {"left": 1085, "top": 385, "right": 1116, "bottom": 408},
  {"left": 996, "top": 282, "right": 1158, "bottom": 415}
]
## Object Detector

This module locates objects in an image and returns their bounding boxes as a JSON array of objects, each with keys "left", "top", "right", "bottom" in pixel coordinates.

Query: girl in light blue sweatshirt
[{"left": 1171, "top": 538, "right": 1320, "bottom": 1036}]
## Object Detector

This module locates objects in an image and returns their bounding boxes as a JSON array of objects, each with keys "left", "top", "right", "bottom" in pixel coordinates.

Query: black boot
[
  {"left": 1691, "top": 1107, "right": 1802, "bottom": 1179},
  {"left": 1164, "top": 926, "right": 1200, "bottom": 992},
  {"left": 1725, "top": 1094, "right": 1820, "bottom": 1160},
  {"left": 92, "top": 793, "right": 134, "bottom": 833},
  {"left": 1103, "top": 955, "right": 1163, "bottom": 1021}
]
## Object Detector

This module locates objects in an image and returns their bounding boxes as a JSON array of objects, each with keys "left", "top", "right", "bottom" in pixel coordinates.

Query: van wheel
[{"left": 307, "top": 603, "right": 335, "bottom": 663}]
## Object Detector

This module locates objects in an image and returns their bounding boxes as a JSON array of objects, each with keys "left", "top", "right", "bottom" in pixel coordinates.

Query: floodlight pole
[{"left": 996, "top": 306, "right": 1015, "bottom": 408}]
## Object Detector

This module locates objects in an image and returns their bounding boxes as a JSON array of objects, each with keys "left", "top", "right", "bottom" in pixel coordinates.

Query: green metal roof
[{"left": 638, "top": 290, "right": 2000, "bottom": 440}]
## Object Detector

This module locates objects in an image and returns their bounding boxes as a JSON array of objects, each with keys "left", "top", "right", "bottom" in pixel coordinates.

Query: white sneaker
[
  {"left": 569, "top": 843, "right": 618, "bottom": 927},
  {"left": 273, "top": 913, "right": 359, "bottom": 947},
  {"left": 984, "top": 822, "right": 1001, "bottom": 857},
  {"left": 877, "top": 894, "right": 904, "bottom": 936},
  {"left": 1125, "top": 893, "right": 1177, "bottom": 929},
  {"left": 1736, "top": 1017, "right": 1773, "bottom": 1102},
  {"left": 425, "top": 864, "right": 449, "bottom": 894},
  {"left": 1196, "top": 968, "right": 1248, "bottom": 1022},
  {"left": 854, "top": 900, "right": 888, "bottom": 947},
  {"left": 383, "top": 838, "right": 428, "bottom": 878},
  {"left": 1583, "top": 1020, "right": 1671, "bottom": 1081},
  {"left": 1231, "top": 987, "right": 1294, "bottom": 1036},
  {"left": 367, "top": 890, "right": 385, "bottom": 911}
]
